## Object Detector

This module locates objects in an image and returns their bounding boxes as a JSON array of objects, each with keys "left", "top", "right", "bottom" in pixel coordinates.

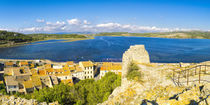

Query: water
[{"left": 0, "top": 36, "right": 210, "bottom": 63}]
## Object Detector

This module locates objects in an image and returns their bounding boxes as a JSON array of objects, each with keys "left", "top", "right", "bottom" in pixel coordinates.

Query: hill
[
  {"left": 96, "top": 31, "right": 210, "bottom": 39},
  {"left": 0, "top": 30, "right": 89, "bottom": 48}
]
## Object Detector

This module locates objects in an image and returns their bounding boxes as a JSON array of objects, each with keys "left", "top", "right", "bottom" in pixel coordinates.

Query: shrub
[
  {"left": 18, "top": 72, "right": 121, "bottom": 105},
  {"left": 0, "top": 83, "right": 7, "bottom": 95},
  {"left": 126, "top": 62, "right": 143, "bottom": 82}
]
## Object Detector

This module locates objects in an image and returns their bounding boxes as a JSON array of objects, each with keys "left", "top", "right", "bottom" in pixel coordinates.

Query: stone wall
[{"left": 122, "top": 45, "right": 150, "bottom": 85}]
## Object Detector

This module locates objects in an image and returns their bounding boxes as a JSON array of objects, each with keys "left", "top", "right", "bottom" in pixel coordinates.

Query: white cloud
[
  {"left": 96, "top": 23, "right": 121, "bottom": 28},
  {"left": 83, "top": 20, "right": 90, "bottom": 24},
  {"left": 46, "top": 21, "right": 65, "bottom": 26},
  {"left": 2, "top": 18, "right": 203, "bottom": 33},
  {"left": 36, "top": 19, "right": 45, "bottom": 23},
  {"left": 67, "top": 18, "right": 81, "bottom": 25}
]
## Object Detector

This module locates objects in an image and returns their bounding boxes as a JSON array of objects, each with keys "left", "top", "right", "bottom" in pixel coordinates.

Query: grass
[{"left": 126, "top": 62, "right": 143, "bottom": 83}]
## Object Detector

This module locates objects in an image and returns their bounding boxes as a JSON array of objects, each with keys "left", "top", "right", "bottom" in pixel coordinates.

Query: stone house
[
  {"left": 66, "top": 61, "right": 75, "bottom": 67},
  {"left": 40, "top": 76, "right": 54, "bottom": 88},
  {"left": 100, "top": 62, "right": 122, "bottom": 79},
  {"left": 79, "top": 61, "right": 94, "bottom": 79},
  {"left": 50, "top": 75, "right": 59, "bottom": 85},
  {"left": 4, "top": 62, "right": 14, "bottom": 68},
  {"left": 53, "top": 65, "right": 63, "bottom": 69},
  {"left": 72, "top": 65, "right": 84, "bottom": 80},
  {"left": 4, "top": 76, "right": 19, "bottom": 93},
  {"left": 19, "top": 61, "right": 29, "bottom": 67}
]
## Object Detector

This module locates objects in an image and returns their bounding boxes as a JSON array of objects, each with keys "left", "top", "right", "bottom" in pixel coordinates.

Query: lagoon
[{"left": 0, "top": 36, "right": 210, "bottom": 63}]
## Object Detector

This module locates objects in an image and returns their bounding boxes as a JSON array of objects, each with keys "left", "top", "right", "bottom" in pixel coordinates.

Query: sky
[{"left": 0, "top": 0, "right": 210, "bottom": 33}]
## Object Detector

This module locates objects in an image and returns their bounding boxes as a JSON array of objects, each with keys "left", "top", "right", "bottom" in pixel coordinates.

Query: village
[{"left": 0, "top": 59, "right": 122, "bottom": 94}]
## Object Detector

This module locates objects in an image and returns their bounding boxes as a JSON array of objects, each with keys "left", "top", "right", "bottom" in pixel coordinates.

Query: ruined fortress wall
[{"left": 122, "top": 45, "right": 150, "bottom": 84}]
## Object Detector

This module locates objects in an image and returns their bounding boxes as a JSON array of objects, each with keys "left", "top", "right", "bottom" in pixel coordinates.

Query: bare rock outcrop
[{"left": 100, "top": 45, "right": 210, "bottom": 105}]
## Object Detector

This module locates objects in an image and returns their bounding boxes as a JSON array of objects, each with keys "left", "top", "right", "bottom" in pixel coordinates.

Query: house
[
  {"left": 100, "top": 62, "right": 122, "bottom": 79},
  {"left": 12, "top": 67, "right": 31, "bottom": 76},
  {"left": 79, "top": 61, "right": 94, "bottom": 79},
  {"left": 44, "top": 64, "right": 52, "bottom": 69},
  {"left": 4, "top": 67, "right": 19, "bottom": 76},
  {"left": 31, "top": 76, "right": 42, "bottom": 90},
  {"left": 55, "top": 68, "right": 72, "bottom": 81},
  {"left": 50, "top": 75, "right": 59, "bottom": 85},
  {"left": 19, "top": 61, "right": 29, "bottom": 67},
  {"left": 61, "top": 79, "right": 74, "bottom": 86},
  {"left": 29, "top": 63, "right": 35, "bottom": 69},
  {"left": 53, "top": 65, "right": 63, "bottom": 69},
  {"left": 22, "top": 80, "right": 34, "bottom": 94},
  {"left": 72, "top": 65, "right": 84, "bottom": 80},
  {"left": 40, "top": 76, "right": 53, "bottom": 88},
  {"left": 4, "top": 62, "right": 14, "bottom": 68},
  {"left": 4, "top": 76, "right": 19, "bottom": 93},
  {"left": 30, "top": 68, "right": 38, "bottom": 75},
  {"left": 38, "top": 69, "right": 47, "bottom": 75},
  {"left": 34, "top": 60, "right": 41, "bottom": 63},
  {"left": 66, "top": 61, "right": 75, "bottom": 67},
  {"left": 46, "top": 68, "right": 54, "bottom": 75}
]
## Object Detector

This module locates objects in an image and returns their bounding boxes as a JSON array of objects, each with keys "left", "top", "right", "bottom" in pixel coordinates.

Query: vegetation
[
  {"left": 96, "top": 31, "right": 210, "bottom": 39},
  {"left": 0, "top": 30, "right": 88, "bottom": 47},
  {"left": 0, "top": 30, "right": 34, "bottom": 43},
  {"left": 28, "top": 33, "right": 87, "bottom": 41},
  {"left": 0, "top": 83, "right": 7, "bottom": 95},
  {"left": 15, "top": 72, "right": 121, "bottom": 105},
  {"left": 126, "top": 62, "right": 143, "bottom": 82}
]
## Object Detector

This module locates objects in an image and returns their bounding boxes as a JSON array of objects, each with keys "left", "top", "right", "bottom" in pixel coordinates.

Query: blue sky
[{"left": 0, "top": 0, "right": 210, "bottom": 33}]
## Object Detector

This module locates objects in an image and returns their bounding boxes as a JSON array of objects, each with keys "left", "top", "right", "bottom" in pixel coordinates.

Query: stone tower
[{"left": 122, "top": 45, "right": 150, "bottom": 84}]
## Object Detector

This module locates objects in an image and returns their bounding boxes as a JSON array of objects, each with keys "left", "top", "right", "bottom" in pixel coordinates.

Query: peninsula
[{"left": 0, "top": 30, "right": 92, "bottom": 48}]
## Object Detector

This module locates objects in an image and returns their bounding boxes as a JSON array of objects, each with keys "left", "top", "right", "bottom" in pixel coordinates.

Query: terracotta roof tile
[{"left": 80, "top": 61, "right": 93, "bottom": 67}]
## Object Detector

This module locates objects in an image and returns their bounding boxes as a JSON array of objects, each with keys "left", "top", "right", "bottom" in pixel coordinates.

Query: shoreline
[
  {"left": 95, "top": 35, "right": 208, "bottom": 40},
  {"left": 0, "top": 37, "right": 94, "bottom": 48},
  {"left": 0, "top": 58, "right": 209, "bottom": 65}
]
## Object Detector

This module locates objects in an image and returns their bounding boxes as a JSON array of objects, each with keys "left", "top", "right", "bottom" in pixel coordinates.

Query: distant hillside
[
  {"left": 96, "top": 31, "right": 210, "bottom": 39},
  {"left": 0, "top": 30, "right": 88, "bottom": 48},
  {"left": 27, "top": 33, "right": 87, "bottom": 40},
  {"left": 0, "top": 30, "right": 34, "bottom": 45}
]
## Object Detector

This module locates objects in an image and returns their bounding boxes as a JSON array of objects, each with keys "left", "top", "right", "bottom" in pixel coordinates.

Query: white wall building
[{"left": 79, "top": 61, "right": 94, "bottom": 79}]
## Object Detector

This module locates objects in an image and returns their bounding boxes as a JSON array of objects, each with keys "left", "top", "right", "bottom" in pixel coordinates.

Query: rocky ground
[
  {"left": 99, "top": 45, "right": 210, "bottom": 105},
  {"left": 100, "top": 62, "right": 210, "bottom": 105},
  {"left": 0, "top": 95, "right": 59, "bottom": 105}
]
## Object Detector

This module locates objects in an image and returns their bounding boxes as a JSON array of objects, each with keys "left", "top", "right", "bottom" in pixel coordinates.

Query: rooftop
[
  {"left": 80, "top": 61, "right": 94, "bottom": 67},
  {"left": 5, "top": 62, "right": 14, "bottom": 66},
  {"left": 4, "top": 76, "right": 18, "bottom": 86},
  {"left": 100, "top": 62, "right": 122, "bottom": 71},
  {"left": 66, "top": 61, "right": 74, "bottom": 65}
]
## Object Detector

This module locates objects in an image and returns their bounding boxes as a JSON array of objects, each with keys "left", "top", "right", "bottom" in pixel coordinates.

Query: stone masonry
[{"left": 122, "top": 45, "right": 150, "bottom": 85}]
